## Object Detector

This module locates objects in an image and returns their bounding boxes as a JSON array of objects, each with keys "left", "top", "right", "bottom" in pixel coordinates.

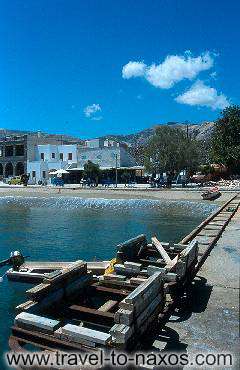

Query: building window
[
  {"left": 42, "top": 171, "right": 46, "bottom": 178},
  {"left": 81, "top": 155, "right": 87, "bottom": 160},
  {"left": 32, "top": 171, "right": 36, "bottom": 178},
  {"left": 52, "top": 153, "right": 55, "bottom": 159},
  {"left": 40, "top": 153, "right": 44, "bottom": 160},
  {"left": 68, "top": 153, "right": 72, "bottom": 160},
  {"left": 5, "top": 145, "right": 14, "bottom": 157},
  {"left": 60, "top": 153, "right": 63, "bottom": 160},
  {"left": 15, "top": 145, "right": 24, "bottom": 156}
]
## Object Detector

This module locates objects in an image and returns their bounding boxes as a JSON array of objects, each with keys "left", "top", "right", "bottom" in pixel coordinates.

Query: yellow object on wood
[{"left": 104, "top": 258, "right": 117, "bottom": 275}]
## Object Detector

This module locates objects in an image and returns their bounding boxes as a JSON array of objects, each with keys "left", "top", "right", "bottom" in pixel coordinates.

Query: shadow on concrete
[
  {"left": 138, "top": 276, "right": 213, "bottom": 369},
  {"left": 169, "top": 276, "right": 213, "bottom": 323},
  {"left": 146, "top": 326, "right": 188, "bottom": 369}
]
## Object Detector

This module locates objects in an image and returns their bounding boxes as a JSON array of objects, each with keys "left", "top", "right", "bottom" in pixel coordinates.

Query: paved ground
[{"left": 152, "top": 208, "right": 240, "bottom": 369}]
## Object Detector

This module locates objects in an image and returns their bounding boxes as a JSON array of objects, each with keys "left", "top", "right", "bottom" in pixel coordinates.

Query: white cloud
[
  {"left": 122, "top": 51, "right": 214, "bottom": 89},
  {"left": 210, "top": 71, "right": 217, "bottom": 79},
  {"left": 91, "top": 116, "right": 103, "bottom": 121},
  {"left": 175, "top": 80, "right": 229, "bottom": 110},
  {"left": 122, "top": 61, "right": 146, "bottom": 79},
  {"left": 84, "top": 103, "right": 102, "bottom": 120}
]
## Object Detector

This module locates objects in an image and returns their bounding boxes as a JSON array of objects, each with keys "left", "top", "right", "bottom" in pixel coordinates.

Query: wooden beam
[
  {"left": 69, "top": 305, "right": 114, "bottom": 327},
  {"left": 69, "top": 305, "right": 114, "bottom": 319},
  {"left": 151, "top": 237, "right": 172, "bottom": 264},
  {"left": 98, "top": 300, "right": 118, "bottom": 312},
  {"left": 11, "top": 326, "right": 92, "bottom": 352},
  {"left": 90, "top": 283, "right": 129, "bottom": 296}
]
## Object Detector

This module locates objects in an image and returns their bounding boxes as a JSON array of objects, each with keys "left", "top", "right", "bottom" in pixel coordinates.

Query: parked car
[{"left": 8, "top": 176, "right": 22, "bottom": 185}]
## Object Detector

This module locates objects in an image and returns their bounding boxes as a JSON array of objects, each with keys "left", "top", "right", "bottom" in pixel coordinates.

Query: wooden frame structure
[{"left": 9, "top": 193, "right": 240, "bottom": 356}]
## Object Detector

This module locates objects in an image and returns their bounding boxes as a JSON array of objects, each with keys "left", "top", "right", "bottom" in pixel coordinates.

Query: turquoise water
[{"left": 0, "top": 196, "right": 217, "bottom": 368}]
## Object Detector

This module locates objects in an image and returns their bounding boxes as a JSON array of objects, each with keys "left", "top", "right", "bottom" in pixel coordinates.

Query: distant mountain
[
  {"left": 99, "top": 121, "right": 215, "bottom": 147},
  {"left": 0, "top": 129, "right": 84, "bottom": 144},
  {"left": 0, "top": 121, "right": 215, "bottom": 148}
]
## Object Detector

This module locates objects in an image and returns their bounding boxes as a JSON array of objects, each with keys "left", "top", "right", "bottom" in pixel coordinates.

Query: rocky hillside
[
  {"left": 0, "top": 128, "right": 84, "bottom": 144},
  {"left": 100, "top": 121, "right": 215, "bottom": 147},
  {"left": 0, "top": 121, "right": 215, "bottom": 147}
]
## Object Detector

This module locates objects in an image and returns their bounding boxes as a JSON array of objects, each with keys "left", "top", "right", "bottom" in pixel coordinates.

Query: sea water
[{"left": 0, "top": 196, "right": 217, "bottom": 367}]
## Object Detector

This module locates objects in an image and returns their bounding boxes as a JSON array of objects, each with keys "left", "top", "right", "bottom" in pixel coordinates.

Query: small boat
[
  {"left": 201, "top": 186, "right": 221, "bottom": 201},
  {"left": 0, "top": 251, "right": 110, "bottom": 283}
]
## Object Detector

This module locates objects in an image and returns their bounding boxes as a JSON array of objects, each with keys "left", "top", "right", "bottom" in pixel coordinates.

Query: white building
[
  {"left": 27, "top": 139, "right": 142, "bottom": 184},
  {"left": 28, "top": 144, "right": 77, "bottom": 184}
]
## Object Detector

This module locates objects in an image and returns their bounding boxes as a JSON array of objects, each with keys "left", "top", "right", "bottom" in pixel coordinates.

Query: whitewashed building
[
  {"left": 27, "top": 139, "right": 142, "bottom": 184},
  {"left": 28, "top": 144, "right": 77, "bottom": 184}
]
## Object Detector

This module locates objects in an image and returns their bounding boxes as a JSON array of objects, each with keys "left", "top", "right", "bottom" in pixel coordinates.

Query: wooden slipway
[
  {"left": 6, "top": 260, "right": 110, "bottom": 283},
  {"left": 8, "top": 193, "right": 240, "bottom": 354}
]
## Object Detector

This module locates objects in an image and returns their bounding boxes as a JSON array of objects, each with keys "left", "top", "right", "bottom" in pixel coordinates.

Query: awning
[{"left": 68, "top": 166, "right": 144, "bottom": 171}]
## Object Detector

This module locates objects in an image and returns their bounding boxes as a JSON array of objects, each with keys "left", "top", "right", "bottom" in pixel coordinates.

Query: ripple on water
[{"left": 0, "top": 195, "right": 218, "bottom": 215}]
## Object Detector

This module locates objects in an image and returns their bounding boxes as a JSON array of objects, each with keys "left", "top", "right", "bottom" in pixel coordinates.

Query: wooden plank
[
  {"left": 125, "top": 272, "right": 162, "bottom": 304},
  {"left": 69, "top": 305, "right": 114, "bottom": 319},
  {"left": 62, "top": 324, "right": 111, "bottom": 345},
  {"left": 98, "top": 300, "right": 118, "bottom": 312},
  {"left": 11, "top": 326, "right": 93, "bottom": 352},
  {"left": 139, "top": 258, "right": 165, "bottom": 267},
  {"left": 151, "top": 237, "right": 172, "bottom": 264},
  {"left": 98, "top": 279, "right": 135, "bottom": 290},
  {"left": 102, "top": 274, "right": 126, "bottom": 281},
  {"left": 43, "top": 261, "right": 87, "bottom": 286},
  {"left": 15, "top": 313, "right": 60, "bottom": 333},
  {"left": 90, "top": 284, "right": 129, "bottom": 296}
]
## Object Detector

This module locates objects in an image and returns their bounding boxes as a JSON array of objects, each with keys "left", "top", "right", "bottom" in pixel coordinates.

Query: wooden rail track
[{"left": 158, "top": 192, "right": 240, "bottom": 329}]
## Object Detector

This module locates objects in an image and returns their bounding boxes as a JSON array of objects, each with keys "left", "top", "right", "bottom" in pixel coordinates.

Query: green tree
[
  {"left": 211, "top": 105, "right": 240, "bottom": 174},
  {"left": 83, "top": 160, "right": 101, "bottom": 183},
  {"left": 144, "top": 126, "right": 201, "bottom": 174}
]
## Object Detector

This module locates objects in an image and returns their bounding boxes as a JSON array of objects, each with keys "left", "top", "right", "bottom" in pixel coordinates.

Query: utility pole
[{"left": 115, "top": 153, "right": 118, "bottom": 187}]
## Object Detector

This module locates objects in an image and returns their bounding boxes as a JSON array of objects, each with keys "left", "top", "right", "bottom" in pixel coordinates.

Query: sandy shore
[{"left": 0, "top": 185, "right": 238, "bottom": 204}]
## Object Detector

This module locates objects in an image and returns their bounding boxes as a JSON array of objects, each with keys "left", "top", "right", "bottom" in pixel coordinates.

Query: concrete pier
[{"left": 153, "top": 206, "right": 240, "bottom": 368}]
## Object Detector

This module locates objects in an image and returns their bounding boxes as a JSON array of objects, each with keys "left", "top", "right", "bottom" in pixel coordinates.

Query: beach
[{"left": 0, "top": 185, "right": 237, "bottom": 204}]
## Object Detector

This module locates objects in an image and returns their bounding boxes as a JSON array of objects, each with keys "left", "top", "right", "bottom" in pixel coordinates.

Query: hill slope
[
  {"left": 0, "top": 129, "right": 83, "bottom": 144},
  {"left": 100, "top": 121, "right": 215, "bottom": 146}
]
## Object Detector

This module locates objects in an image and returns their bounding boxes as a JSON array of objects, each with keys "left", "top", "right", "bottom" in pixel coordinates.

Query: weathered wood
[
  {"left": 98, "top": 300, "right": 118, "bottom": 312},
  {"left": 147, "top": 266, "right": 177, "bottom": 282},
  {"left": 125, "top": 272, "right": 162, "bottom": 304},
  {"left": 129, "top": 277, "right": 146, "bottom": 285},
  {"left": 102, "top": 274, "right": 126, "bottom": 281},
  {"left": 26, "top": 283, "right": 51, "bottom": 299},
  {"left": 11, "top": 326, "right": 93, "bottom": 352},
  {"left": 16, "top": 300, "right": 36, "bottom": 313},
  {"left": 15, "top": 312, "right": 60, "bottom": 333},
  {"left": 99, "top": 279, "right": 135, "bottom": 290},
  {"left": 69, "top": 305, "right": 114, "bottom": 319},
  {"left": 114, "top": 309, "right": 134, "bottom": 325},
  {"left": 116, "top": 234, "right": 148, "bottom": 263},
  {"left": 151, "top": 236, "right": 172, "bottom": 264},
  {"left": 43, "top": 260, "right": 87, "bottom": 286},
  {"left": 62, "top": 324, "right": 111, "bottom": 345},
  {"left": 90, "top": 284, "right": 129, "bottom": 296},
  {"left": 124, "top": 262, "right": 142, "bottom": 273},
  {"left": 110, "top": 324, "right": 133, "bottom": 343},
  {"left": 180, "top": 193, "right": 238, "bottom": 244}
]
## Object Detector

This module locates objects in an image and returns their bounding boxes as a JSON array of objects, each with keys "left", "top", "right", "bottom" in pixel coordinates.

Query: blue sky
[{"left": 1, "top": 0, "right": 239, "bottom": 138}]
